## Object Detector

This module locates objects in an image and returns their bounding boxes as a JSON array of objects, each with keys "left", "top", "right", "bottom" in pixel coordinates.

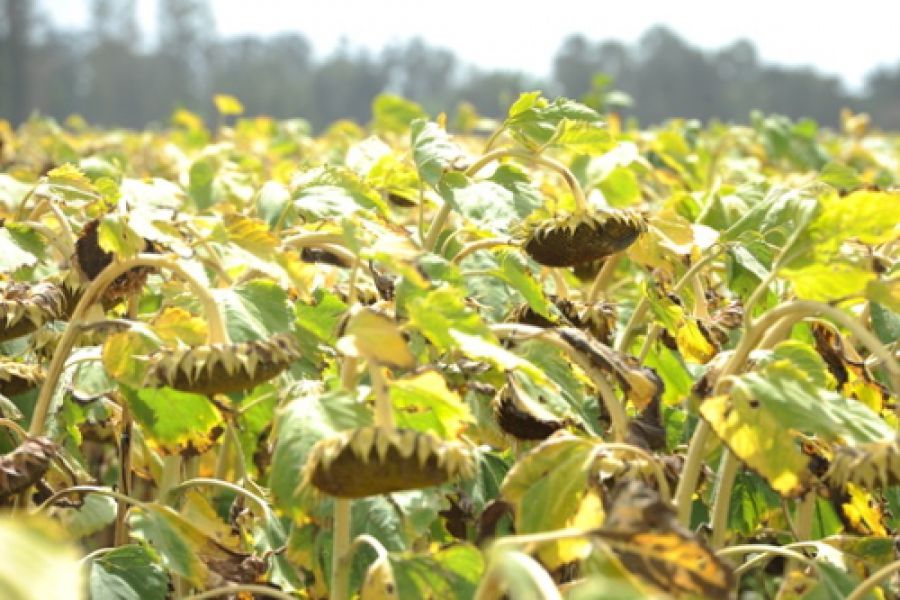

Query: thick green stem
[
  {"left": 331, "top": 498, "right": 353, "bottom": 600},
  {"left": 157, "top": 455, "right": 182, "bottom": 502},
  {"left": 709, "top": 450, "right": 740, "bottom": 549},
  {"left": 673, "top": 420, "right": 712, "bottom": 524},
  {"left": 30, "top": 254, "right": 229, "bottom": 436},
  {"left": 423, "top": 201, "right": 452, "bottom": 251},
  {"left": 548, "top": 268, "right": 569, "bottom": 300},
  {"left": 281, "top": 231, "right": 347, "bottom": 249},
  {"left": 587, "top": 252, "right": 622, "bottom": 304}
]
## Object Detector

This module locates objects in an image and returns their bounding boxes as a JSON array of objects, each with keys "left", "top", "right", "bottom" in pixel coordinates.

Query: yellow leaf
[
  {"left": 360, "top": 556, "right": 398, "bottom": 600},
  {"left": 675, "top": 319, "right": 717, "bottom": 364},
  {"left": 841, "top": 482, "right": 888, "bottom": 537},
  {"left": 151, "top": 307, "right": 209, "bottom": 346},
  {"left": 213, "top": 94, "right": 245, "bottom": 116},
  {"left": 102, "top": 330, "right": 157, "bottom": 387},
  {"left": 337, "top": 307, "right": 414, "bottom": 369},
  {"left": 700, "top": 393, "right": 809, "bottom": 497},
  {"left": 172, "top": 108, "right": 205, "bottom": 131},
  {"left": 783, "top": 262, "right": 874, "bottom": 302}
]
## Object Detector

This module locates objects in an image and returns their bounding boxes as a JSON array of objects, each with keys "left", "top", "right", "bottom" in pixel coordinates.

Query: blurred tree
[
  {"left": 383, "top": 38, "right": 458, "bottom": 113},
  {"left": 3, "top": 0, "right": 34, "bottom": 123},
  {"left": 311, "top": 44, "right": 390, "bottom": 126},
  {"left": 864, "top": 62, "right": 900, "bottom": 128},
  {"left": 157, "top": 0, "right": 215, "bottom": 112},
  {"left": 452, "top": 69, "right": 538, "bottom": 116}
]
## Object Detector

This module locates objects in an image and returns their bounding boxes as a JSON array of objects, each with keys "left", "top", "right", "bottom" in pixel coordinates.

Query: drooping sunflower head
[
  {"left": 0, "top": 281, "right": 69, "bottom": 342},
  {"left": 144, "top": 333, "right": 301, "bottom": 396},
  {"left": 73, "top": 219, "right": 155, "bottom": 300},
  {"left": 0, "top": 361, "right": 45, "bottom": 398},
  {"left": 303, "top": 427, "right": 475, "bottom": 498},
  {"left": 521, "top": 208, "right": 646, "bottom": 267},
  {"left": 492, "top": 379, "right": 564, "bottom": 441}
]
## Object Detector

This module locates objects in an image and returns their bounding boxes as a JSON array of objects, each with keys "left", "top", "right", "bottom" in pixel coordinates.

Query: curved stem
[
  {"left": 281, "top": 231, "right": 346, "bottom": 249},
  {"left": 587, "top": 252, "right": 621, "bottom": 304},
  {"left": 467, "top": 148, "right": 586, "bottom": 212},
  {"left": 0, "top": 418, "right": 28, "bottom": 441},
  {"left": 29, "top": 254, "right": 228, "bottom": 436},
  {"left": 846, "top": 557, "right": 900, "bottom": 600},
  {"left": 450, "top": 238, "right": 513, "bottom": 265},
  {"left": 423, "top": 201, "right": 452, "bottom": 251},
  {"left": 673, "top": 420, "right": 712, "bottom": 524},
  {"left": 79, "top": 546, "right": 117, "bottom": 566},
  {"left": 475, "top": 551, "right": 562, "bottom": 600},
  {"left": 32, "top": 485, "right": 145, "bottom": 514},
  {"left": 165, "top": 477, "right": 270, "bottom": 516},
  {"left": 718, "top": 544, "right": 821, "bottom": 577},
  {"left": 548, "top": 268, "right": 569, "bottom": 300},
  {"left": 184, "top": 584, "right": 298, "bottom": 600}
]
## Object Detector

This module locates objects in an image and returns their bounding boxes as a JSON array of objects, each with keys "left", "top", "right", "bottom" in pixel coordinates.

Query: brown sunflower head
[
  {"left": 303, "top": 427, "right": 475, "bottom": 498},
  {"left": 144, "top": 333, "right": 301, "bottom": 396},
  {"left": 522, "top": 208, "right": 646, "bottom": 267},
  {"left": 73, "top": 219, "right": 155, "bottom": 300},
  {"left": 0, "top": 281, "right": 69, "bottom": 342},
  {"left": 507, "top": 296, "right": 616, "bottom": 345},
  {"left": 492, "top": 378, "right": 564, "bottom": 441},
  {"left": 0, "top": 361, "right": 45, "bottom": 397},
  {"left": 0, "top": 436, "right": 58, "bottom": 502}
]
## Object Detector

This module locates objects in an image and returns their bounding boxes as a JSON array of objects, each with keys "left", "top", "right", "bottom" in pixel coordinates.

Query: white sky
[{"left": 48, "top": 0, "right": 900, "bottom": 91}]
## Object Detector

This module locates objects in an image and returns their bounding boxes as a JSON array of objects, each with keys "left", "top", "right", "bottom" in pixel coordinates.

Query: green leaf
[
  {"left": 188, "top": 160, "right": 215, "bottom": 210},
  {"left": 255, "top": 181, "right": 292, "bottom": 228},
  {"left": 122, "top": 386, "right": 223, "bottom": 455},
  {"left": 410, "top": 120, "right": 466, "bottom": 186},
  {"left": 782, "top": 262, "right": 875, "bottom": 302},
  {"left": 215, "top": 280, "right": 293, "bottom": 342},
  {"left": 870, "top": 302, "right": 900, "bottom": 345},
  {"left": 0, "top": 225, "right": 40, "bottom": 272},
  {"left": 58, "top": 494, "right": 116, "bottom": 539},
  {"left": 268, "top": 387, "right": 371, "bottom": 518},
  {"left": 765, "top": 340, "right": 830, "bottom": 388},
  {"left": 448, "top": 329, "right": 549, "bottom": 387},
  {"left": 89, "top": 545, "right": 168, "bottom": 600},
  {"left": 213, "top": 93, "right": 244, "bottom": 116},
  {"left": 407, "top": 286, "right": 492, "bottom": 352},
  {"left": 504, "top": 95, "right": 603, "bottom": 150},
  {"left": 291, "top": 166, "right": 388, "bottom": 219},
  {"left": 98, "top": 214, "right": 145, "bottom": 259},
  {"left": 0, "top": 517, "right": 83, "bottom": 600},
  {"left": 372, "top": 94, "right": 427, "bottom": 134},
  {"left": 128, "top": 505, "right": 208, "bottom": 586},
  {"left": 549, "top": 119, "right": 613, "bottom": 154},
  {"left": 295, "top": 289, "right": 348, "bottom": 344},
  {"left": 810, "top": 190, "right": 900, "bottom": 253},
  {"left": 819, "top": 162, "right": 862, "bottom": 190},
  {"left": 391, "top": 544, "right": 483, "bottom": 600},
  {"left": 390, "top": 370, "right": 473, "bottom": 438},
  {"left": 491, "top": 251, "right": 550, "bottom": 318},
  {"left": 728, "top": 471, "right": 781, "bottom": 536}
]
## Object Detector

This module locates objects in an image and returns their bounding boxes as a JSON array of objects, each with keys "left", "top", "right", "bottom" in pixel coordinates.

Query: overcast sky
[{"left": 49, "top": 0, "right": 900, "bottom": 91}]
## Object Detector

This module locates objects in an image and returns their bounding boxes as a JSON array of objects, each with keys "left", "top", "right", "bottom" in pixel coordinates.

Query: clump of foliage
[{"left": 0, "top": 93, "right": 897, "bottom": 599}]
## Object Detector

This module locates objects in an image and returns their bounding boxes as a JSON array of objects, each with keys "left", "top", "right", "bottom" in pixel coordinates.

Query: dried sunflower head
[
  {"left": 303, "top": 427, "right": 475, "bottom": 498},
  {"left": 522, "top": 208, "right": 646, "bottom": 267},
  {"left": 0, "top": 361, "right": 45, "bottom": 397},
  {"left": 73, "top": 219, "right": 155, "bottom": 300},
  {"left": 492, "top": 379, "right": 564, "bottom": 441},
  {"left": 0, "top": 436, "right": 58, "bottom": 502},
  {"left": 144, "top": 333, "right": 300, "bottom": 396},
  {"left": 507, "top": 297, "right": 616, "bottom": 345},
  {"left": 0, "top": 281, "right": 69, "bottom": 342},
  {"left": 826, "top": 438, "right": 900, "bottom": 491}
]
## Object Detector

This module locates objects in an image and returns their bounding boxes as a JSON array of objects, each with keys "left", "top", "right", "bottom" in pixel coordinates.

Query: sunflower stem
[
  {"left": 587, "top": 252, "right": 621, "bottom": 303},
  {"left": 846, "top": 557, "right": 900, "bottom": 600},
  {"left": 29, "top": 253, "right": 229, "bottom": 437},
  {"left": 331, "top": 498, "right": 353, "bottom": 600},
  {"left": 450, "top": 237, "right": 513, "bottom": 265},
  {"left": 709, "top": 450, "right": 740, "bottom": 549},
  {"left": 367, "top": 360, "right": 395, "bottom": 429}
]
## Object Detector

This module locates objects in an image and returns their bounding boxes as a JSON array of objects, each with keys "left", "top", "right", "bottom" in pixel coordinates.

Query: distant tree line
[{"left": 2, "top": 0, "right": 900, "bottom": 131}]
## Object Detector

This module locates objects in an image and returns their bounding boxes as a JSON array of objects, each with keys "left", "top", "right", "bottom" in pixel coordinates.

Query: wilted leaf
[
  {"left": 390, "top": 370, "right": 472, "bottom": 438},
  {"left": 337, "top": 307, "right": 414, "bottom": 369}
]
